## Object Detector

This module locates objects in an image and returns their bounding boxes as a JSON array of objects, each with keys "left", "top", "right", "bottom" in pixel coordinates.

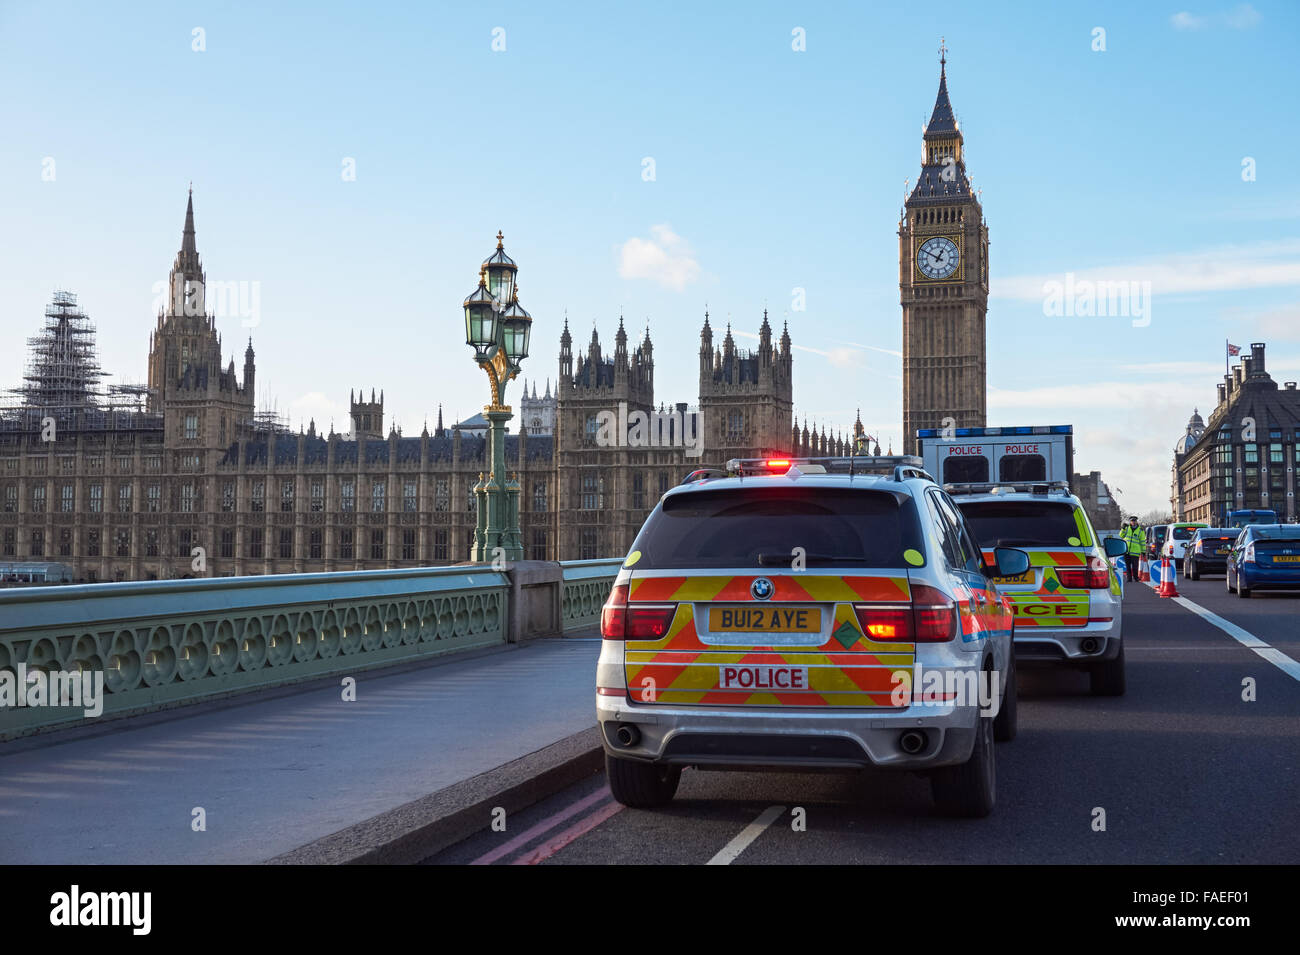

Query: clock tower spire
[{"left": 900, "top": 44, "right": 989, "bottom": 457}]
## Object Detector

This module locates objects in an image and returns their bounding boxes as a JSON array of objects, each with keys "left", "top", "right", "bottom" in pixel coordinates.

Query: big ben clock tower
[{"left": 901, "top": 43, "right": 989, "bottom": 455}]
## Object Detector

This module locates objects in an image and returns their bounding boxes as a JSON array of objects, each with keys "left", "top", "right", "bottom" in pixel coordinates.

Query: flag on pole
[
  {"left": 1227, "top": 340, "right": 1241, "bottom": 375},
  {"left": 1227, "top": 343, "right": 1241, "bottom": 356}
]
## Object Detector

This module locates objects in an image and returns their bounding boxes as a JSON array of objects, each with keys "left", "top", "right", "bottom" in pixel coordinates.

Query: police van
[{"left": 917, "top": 425, "right": 1075, "bottom": 489}]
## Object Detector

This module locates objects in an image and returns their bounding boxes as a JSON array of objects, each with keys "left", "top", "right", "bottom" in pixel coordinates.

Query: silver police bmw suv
[{"left": 595, "top": 456, "right": 1030, "bottom": 817}]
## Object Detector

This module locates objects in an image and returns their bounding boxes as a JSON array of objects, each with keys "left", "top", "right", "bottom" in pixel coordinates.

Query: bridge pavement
[{"left": 0, "top": 636, "right": 601, "bottom": 864}]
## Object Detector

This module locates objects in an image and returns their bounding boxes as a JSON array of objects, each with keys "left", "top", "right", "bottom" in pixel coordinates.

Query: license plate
[
  {"left": 1271, "top": 555, "right": 1300, "bottom": 563},
  {"left": 718, "top": 664, "right": 809, "bottom": 691},
  {"left": 1216, "top": 547, "right": 1231, "bottom": 554},
  {"left": 709, "top": 606, "right": 821, "bottom": 633},
  {"left": 993, "top": 570, "right": 1034, "bottom": 584}
]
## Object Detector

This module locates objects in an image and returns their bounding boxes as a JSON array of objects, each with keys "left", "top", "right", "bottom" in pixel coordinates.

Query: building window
[
  {"left": 218, "top": 529, "right": 231, "bottom": 559},
  {"left": 115, "top": 454, "right": 133, "bottom": 473},
  {"left": 118, "top": 483, "right": 132, "bottom": 513},
  {"left": 632, "top": 472, "right": 645, "bottom": 510},
  {"left": 181, "top": 483, "right": 195, "bottom": 512},
  {"left": 370, "top": 529, "right": 385, "bottom": 560},
  {"left": 533, "top": 479, "right": 547, "bottom": 512},
  {"left": 251, "top": 481, "right": 265, "bottom": 512},
  {"left": 148, "top": 530, "right": 161, "bottom": 557},
  {"left": 403, "top": 481, "right": 417, "bottom": 513},
  {"left": 433, "top": 529, "right": 448, "bottom": 561},
  {"left": 281, "top": 479, "right": 294, "bottom": 512},
  {"left": 372, "top": 480, "right": 385, "bottom": 512},
  {"left": 3, "top": 485, "right": 15, "bottom": 512},
  {"left": 402, "top": 528, "right": 416, "bottom": 560},
  {"left": 31, "top": 485, "right": 47, "bottom": 514},
  {"left": 247, "top": 527, "right": 264, "bottom": 559},
  {"left": 338, "top": 528, "right": 354, "bottom": 560},
  {"left": 178, "top": 529, "right": 193, "bottom": 557},
  {"left": 222, "top": 482, "right": 235, "bottom": 512},
  {"left": 727, "top": 410, "right": 745, "bottom": 441},
  {"left": 1270, "top": 443, "right": 1284, "bottom": 464},
  {"left": 1244, "top": 443, "right": 1258, "bottom": 464},
  {"left": 115, "top": 529, "right": 130, "bottom": 557},
  {"left": 87, "top": 529, "right": 100, "bottom": 557},
  {"left": 309, "top": 529, "right": 322, "bottom": 559},
  {"left": 58, "top": 528, "right": 72, "bottom": 557},
  {"left": 434, "top": 478, "right": 449, "bottom": 512},
  {"left": 3, "top": 529, "right": 15, "bottom": 557},
  {"left": 468, "top": 484, "right": 476, "bottom": 513},
  {"left": 279, "top": 529, "right": 293, "bottom": 559},
  {"left": 147, "top": 484, "right": 160, "bottom": 512},
  {"left": 88, "top": 484, "right": 102, "bottom": 513},
  {"left": 658, "top": 471, "right": 670, "bottom": 496},
  {"left": 340, "top": 479, "right": 355, "bottom": 512},
  {"left": 31, "top": 529, "right": 44, "bottom": 558},
  {"left": 580, "top": 528, "right": 599, "bottom": 560},
  {"left": 311, "top": 480, "right": 324, "bottom": 512},
  {"left": 60, "top": 484, "right": 74, "bottom": 512},
  {"left": 184, "top": 414, "right": 198, "bottom": 439},
  {"left": 530, "top": 529, "right": 547, "bottom": 561},
  {"left": 581, "top": 473, "right": 598, "bottom": 510},
  {"left": 584, "top": 414, "right": 598, "bottom": 447}
]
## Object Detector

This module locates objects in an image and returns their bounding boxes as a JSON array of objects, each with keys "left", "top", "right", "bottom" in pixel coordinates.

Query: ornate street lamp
[{"left": 463, "top": 231, "right": 533, "bottom": 562}]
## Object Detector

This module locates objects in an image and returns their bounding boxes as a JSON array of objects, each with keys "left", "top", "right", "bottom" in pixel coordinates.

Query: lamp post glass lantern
[{"left": 463, "top": 232, "right": 532, "bottom": 562}]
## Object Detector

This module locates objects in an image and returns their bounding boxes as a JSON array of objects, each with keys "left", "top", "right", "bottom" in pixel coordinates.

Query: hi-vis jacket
[{"left": 1119, "top": 524, "right": 1144, "bottom": 555}]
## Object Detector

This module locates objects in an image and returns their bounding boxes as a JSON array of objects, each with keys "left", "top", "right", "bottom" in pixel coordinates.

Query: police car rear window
[
  {"left": 1171, "top": 526, "right": 1200, "bottom": 540},
  {"left": 956, "top": 500, "right": 1084, "bottom": 548},
  {"left": 630, "top": 487, "right": 924, "bottom": 570}
]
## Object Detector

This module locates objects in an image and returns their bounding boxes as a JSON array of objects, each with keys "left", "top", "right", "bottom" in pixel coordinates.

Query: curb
[{"left": 266, "top": 726, "right": 605, "bottom": 865}]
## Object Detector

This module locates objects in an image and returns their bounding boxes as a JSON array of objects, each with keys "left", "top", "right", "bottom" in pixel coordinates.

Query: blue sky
[{"left": 1, "top": 0, "right": 1297, "bottom": 514}]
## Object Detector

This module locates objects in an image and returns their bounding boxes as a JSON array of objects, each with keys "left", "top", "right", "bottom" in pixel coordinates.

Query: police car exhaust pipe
[
  {"left": 1080, "top": 638, "right": 1100, "bottom": 654},
  {"left": 899, "top": 730, "right": 927, "bottom": 755},
  {"left": 614, "top": 724, "right": 641, "bottom": 747}
]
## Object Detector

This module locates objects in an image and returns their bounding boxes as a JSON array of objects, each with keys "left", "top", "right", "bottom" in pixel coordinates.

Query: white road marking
[
  {"left": 707, "top": 804, "right": 786, "bottom": 865},
  {"left": 1168, "top": 593, "right": 1300, "bottom": 684}
]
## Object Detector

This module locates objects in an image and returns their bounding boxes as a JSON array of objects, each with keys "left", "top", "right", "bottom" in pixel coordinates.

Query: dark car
[
  {"left": 1225, "top": 524, "right": 1300, "bottom": 597},
  {"left": 1183, "top": 527, "right": 1240, "bottom": 579},
  {"left": 1145, "top": 524, "right": 1168, "bottom": 559}
]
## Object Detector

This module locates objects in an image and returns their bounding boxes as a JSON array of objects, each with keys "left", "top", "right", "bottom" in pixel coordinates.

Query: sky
[{"left": 1, "top": 0, "right": 1297, "bottom": 515}]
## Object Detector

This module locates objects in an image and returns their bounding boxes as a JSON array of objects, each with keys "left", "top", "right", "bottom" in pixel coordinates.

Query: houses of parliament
[{"left": 1, "top": 56, "right": 986, "bottom": 582}]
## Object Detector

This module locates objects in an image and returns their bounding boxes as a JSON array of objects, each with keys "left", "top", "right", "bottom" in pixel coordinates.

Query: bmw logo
[{"left": 751, "top": 577, "right": 774, "bottom": 600}]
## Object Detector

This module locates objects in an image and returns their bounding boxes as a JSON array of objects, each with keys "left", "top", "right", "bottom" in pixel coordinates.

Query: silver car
[{"left": 595, "top": 456, "right": 1027, "bottom": 817}]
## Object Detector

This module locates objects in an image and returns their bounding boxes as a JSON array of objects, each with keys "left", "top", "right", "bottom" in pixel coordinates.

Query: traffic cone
[
  {"left": 1155, "top": 556, "right": 1179, "bottom": 598},
  {"left": 1138, "top": 557, "right": 1149, "bottom": 581}
]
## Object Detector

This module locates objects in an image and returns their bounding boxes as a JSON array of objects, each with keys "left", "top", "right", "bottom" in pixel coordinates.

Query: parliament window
[
  {"left": 372, "top": 480, "right": 385, "bottom": 512},
  {"left": 580, "top": 528, "right": 599, "bottom": 560},
  {"left": 401, "top": 528, "right": 416, "bottom": 560},
  {"left": 247, "top": 527, "right": 264, "bottom": 559},
  {"left": 433, "top": 529, "right": 448, "bottom": 561},
  {"left": 149, "top": 530, "right": 161, "bottom": 558},
  {"left": 533, "top": 479, "right": 547, "bottom": 512},
  {"left": 581, "top": 473, "right": 598, "bottom": 510},
  {"left": 60, "top": 484, "right": 74, "bottom": 512},
  {"left": 31, "top": 485, "right": 46, "bottom": 513},
  {"left": 3, "top": 485, "right": 15, "bottom": 512},
  {"left": 2, "top": 529, "right": 14, "bottom": 557},
  {"left": 115, "top": 529, "right": 130, "bottom": 558},
  {"left": 311, "top": 480, "right": 324, "bottom": 512},
  {"left": 180, "top": 484, "right": 195, "bottom": 512},
  {"left": 632, "top": 472, "right": 645, "bottom": 510},
  {"left": 403, "top": 481, "right": 417, "bottom": 513},
  {"left": 30, "top": 529, "right": 44, "bottom": 558},
  {"left": 147, "top": 484, "right": 160, "bottom": 512},
  {"left": 531, "top": 529, "right": 547, "bottom": 561},
  {"left": 370, "top": 529, "right": 385, "bottom": 560},
  {"left": 222, "top": 482, "right": 235, "bottom": 512},
  {"left": 281, "top": 480, "right": 294, "bottom": 512},
  {"left": 87, "top": 529, "right": 100, "bottom": 557},
  {"left": 184, "top": 414, "right": 198, "bottom": 439},
  {"left": 89, "top": 484, "right": 102, "bottom": 513},
  {"left": 279, "top": 529, "right": 293, "bottom": 559},
  {"left": 340, "top": 480, "right": 355, "bottom": 512},
  {"left": 309, "top": 529, "right": 322, "bottom": 560},
  {"left": 58, "top": 528, "right": 72, "bottom": 557},
  {"left": 118, "top": 484, "right": 132, "bottom": 513},
  {"left": 251, "top": 481, "right": 265, "bottom": 512},
  {"left": 434, "top": 478, "right": 449, "bottom": 512}
]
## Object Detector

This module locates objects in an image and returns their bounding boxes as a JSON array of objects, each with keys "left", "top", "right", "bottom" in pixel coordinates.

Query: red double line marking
[{"left": 470, "top": 787, "right": 623, "bottom": 866}]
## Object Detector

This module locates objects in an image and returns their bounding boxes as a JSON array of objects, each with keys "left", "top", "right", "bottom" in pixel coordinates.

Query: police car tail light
[
  {"left": 1194, "top": 540, "right": 1203, "bottom": 554},
  {"left": 853, "top": 604, "right": 913, "bottom": 641},
  {"left": 909, "top": 585, "right": 957, "bottom": 642},
  {"left": 601, "top": 584, "right": 629, "bottom": 639},
  {"left": 601, "top": 584, "right": 676, "bottom": 640},
  {"left": 1244, "top": 542, "right": 1256, "bottom": 563},
  {"left": 1058, "top": 557, "right": 1110, "bottom": 589}
]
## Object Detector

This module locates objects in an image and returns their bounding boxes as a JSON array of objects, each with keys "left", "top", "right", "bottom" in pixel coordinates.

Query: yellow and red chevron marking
[
  {"left": 624, "top": 603, "right": 915, "bottom": 707},
  {"left": 980, "top": 548, "right": 1088, "bottom": 567},
  {"left": 627, "top": 573, "right": 910, "bottom": 604}
]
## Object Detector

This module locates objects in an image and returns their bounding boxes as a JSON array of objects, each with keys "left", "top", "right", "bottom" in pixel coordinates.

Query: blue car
[{"left": 1225, "top": 525, "right": 1300, "bottom": 597}]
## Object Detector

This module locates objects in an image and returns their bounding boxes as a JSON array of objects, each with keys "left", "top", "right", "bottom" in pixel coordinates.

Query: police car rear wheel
[
  {"left": 993, "top": 648, "right": 1017, "bottom": 742},
  {"left": 1089, "top": 640, "right": 1126, "bottom": 697},
  {"left": 931, "top": 678, "right": 996, "bottom": 818},
  {"left": 606, "top": 753, "right": 681, "bottom": 808},
  {"left": 1187, "top": 560, "right": 1199, "bottom": 581}
]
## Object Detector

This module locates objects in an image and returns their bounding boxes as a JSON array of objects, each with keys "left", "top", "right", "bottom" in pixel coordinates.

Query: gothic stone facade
[{"left": 1, "top": 196, "right": 799, "bottom": 581}]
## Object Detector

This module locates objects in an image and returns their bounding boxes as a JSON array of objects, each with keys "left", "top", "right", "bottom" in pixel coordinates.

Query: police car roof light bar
[
  {"left": 724, "top": 455, "right": 930, "bottom": 481},
  {"left": 943, "top": 480, "right": 1072, "bottom": 496}
]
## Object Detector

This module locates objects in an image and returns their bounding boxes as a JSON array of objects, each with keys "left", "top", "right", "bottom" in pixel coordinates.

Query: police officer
[{"left": 1119, "top": 515, "right": 1144, "bottom": 582}]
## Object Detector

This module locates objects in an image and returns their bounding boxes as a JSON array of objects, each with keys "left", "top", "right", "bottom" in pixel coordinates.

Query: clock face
[{"left": 917, "top": 236, "right": 960, "bottom": 280}]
